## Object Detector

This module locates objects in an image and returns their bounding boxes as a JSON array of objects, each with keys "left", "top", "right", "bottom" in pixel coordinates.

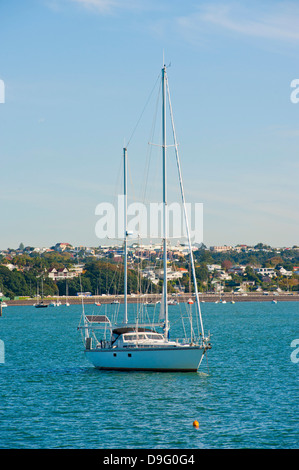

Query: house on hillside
[
  {"left": 207, "top": 264, "right": 222, "bottom": 272},
  {"left": 210, "top": 245, "right": 232, "bottom": 253},
  {"left": 255, "top": 267, "right": 276, "bottom": 278},
  {"left": 156, "top": 267, "right": 183, "bottom": 280},
  {"left": 54, "top": 243, "right": 74, "bottom": 252},
  {"left": 278, "top": 267, "right": 293, "bottom": 277},
  {"left": 48, "top": 266, "right": 82, "bottom": 281},
  {"left": 228, "top": 265, "right": 246, "bottom": 275}
]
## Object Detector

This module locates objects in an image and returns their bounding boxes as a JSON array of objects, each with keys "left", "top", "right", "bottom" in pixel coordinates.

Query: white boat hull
[{"left": 85, "top": 346, "right": 205, "bottom": 372}]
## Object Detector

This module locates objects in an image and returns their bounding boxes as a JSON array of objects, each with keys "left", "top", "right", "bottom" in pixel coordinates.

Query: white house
[
  {"left": 255, "top": 267, "right": 276, "bottom": 278},
  {"left": 156, "top": 267, "right": 183, "bottom": 280},
  {"left": 207, "top": 264, "right": 222, "bottom": 272},
  {"left": 48, "top": 267, "right": 82, "bottom": 281},
  {"left": 278, "top": 267, "right": 293, "bottom": 277}
]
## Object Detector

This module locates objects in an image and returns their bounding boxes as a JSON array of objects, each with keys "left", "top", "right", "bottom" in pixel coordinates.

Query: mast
[
  {"left": 123, "top": 147, "right": 128, "bottom": 324},
  {"left": 162, "top": 64, "right": 168, "bottom": 340}
]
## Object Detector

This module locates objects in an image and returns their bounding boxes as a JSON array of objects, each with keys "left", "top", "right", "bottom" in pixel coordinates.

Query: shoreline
[{"left": 3, "top": 292, "right": 299, "bottom": 306}]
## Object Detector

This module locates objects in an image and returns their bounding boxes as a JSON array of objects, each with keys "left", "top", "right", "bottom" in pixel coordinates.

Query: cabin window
[
  {"left": 128, "top": 353, "right": 132, "bottom": 357},
  {"left": 113, "top": 353, "right": 117, "bottom": 357},
  {"left": 146, "top": 334, "right": 163, "bottom": 340},
  {"left": 124, "top": 334, "right": 133, "bottom": 341},
  {"left": 124, "top": 333, "right": 146, "bottom": 341}
]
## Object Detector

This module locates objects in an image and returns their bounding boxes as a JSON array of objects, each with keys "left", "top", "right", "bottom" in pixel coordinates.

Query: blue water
[{"left": 0, "top": 302, "right": 298, "bottom": 449}]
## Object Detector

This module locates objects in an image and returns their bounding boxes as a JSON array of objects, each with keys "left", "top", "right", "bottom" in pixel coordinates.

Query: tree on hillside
[
  {"left": 244, "top": 266, "right": 262, "bottom": 284},
  {"left": 221, "top": 260, "right": 233, "bottom": 271}
]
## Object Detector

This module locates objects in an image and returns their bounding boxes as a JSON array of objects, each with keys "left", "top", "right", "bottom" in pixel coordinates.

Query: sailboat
[
  {"left": 78, "top": 64, "right": 211, "bottom": 371},
  {"left": 65, "top": 280, "right": 70, "bottom": 306},
  {"left": 34, "top": 278, "right": 48, "bottom": 308}
]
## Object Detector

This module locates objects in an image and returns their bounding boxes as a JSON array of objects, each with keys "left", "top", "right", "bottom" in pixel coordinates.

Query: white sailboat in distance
[{"left": 78, "top": 64, "right": 211, "bottom": 371}]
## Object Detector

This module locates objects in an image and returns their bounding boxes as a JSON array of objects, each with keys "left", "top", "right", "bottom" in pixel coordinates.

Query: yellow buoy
[{"left": 193, "top": 420, "right": 199, "bottom": 428}]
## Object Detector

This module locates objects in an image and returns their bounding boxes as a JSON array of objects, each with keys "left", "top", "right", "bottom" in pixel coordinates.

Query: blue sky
[{"left": 0, "top": 0, "right": 299, "bottom": 249}]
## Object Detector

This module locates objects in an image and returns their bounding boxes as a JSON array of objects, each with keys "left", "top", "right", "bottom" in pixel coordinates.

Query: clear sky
[{"left": 0, "top": 0, "right": 298, "bottom": 249}]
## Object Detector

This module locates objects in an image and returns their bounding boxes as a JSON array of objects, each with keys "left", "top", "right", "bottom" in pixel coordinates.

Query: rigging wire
[
  {"left": 166, "top": 72, "right": 205, "bottom": 340},
  {"left": 141, "top": 80, "right": 162, "bottom": 205},
  {"left": 119, "top": 74, "right": 162, "bottom": 246},
  {"left": 126, "top": 72, "right": 161, "bottom": 149}
]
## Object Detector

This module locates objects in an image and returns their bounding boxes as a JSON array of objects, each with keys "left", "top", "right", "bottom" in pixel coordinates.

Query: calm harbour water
[{"left": 0, "top": 301, "right": 298, "bottom": 449}]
